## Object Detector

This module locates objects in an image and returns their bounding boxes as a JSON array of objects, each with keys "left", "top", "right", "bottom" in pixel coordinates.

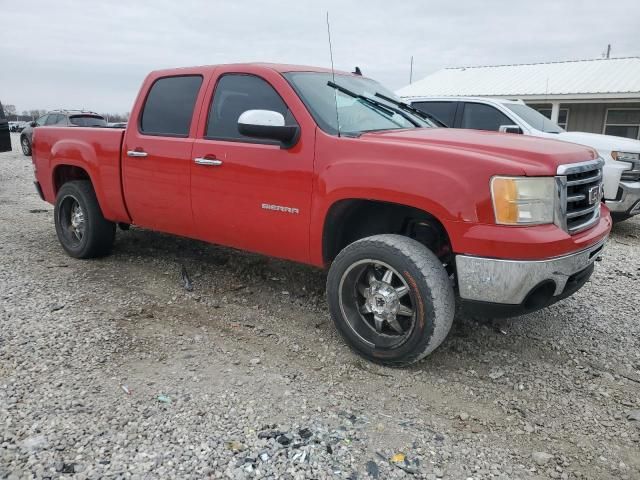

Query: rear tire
[
  {"left": 326, "top": 234, "right": 455, "bottom": 366},
  {"left": 54, "top": 180, "right": 115, "bottom": 258},
  {"left": 21, "top": 136, "right": 31, "bottom": 156}
]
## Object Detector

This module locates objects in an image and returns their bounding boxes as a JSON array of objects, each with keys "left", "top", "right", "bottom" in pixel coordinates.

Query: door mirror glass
[
  {"left": 499, "top": 125, "right": 523, "bottom": 134},
  {"left": 238, "top": 109, "right": 299, "bottom": 147}
]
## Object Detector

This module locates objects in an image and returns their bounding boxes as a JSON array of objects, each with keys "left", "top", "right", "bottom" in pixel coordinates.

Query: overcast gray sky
[{"left": 1, "top": 0, "right": 639, "bottom": 114}]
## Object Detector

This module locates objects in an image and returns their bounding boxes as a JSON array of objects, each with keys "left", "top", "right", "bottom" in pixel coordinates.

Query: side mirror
[
  {"left": 499, "top": 125, "right": 523, "bottom": 134},
  {"left": 238, "top": 110, "right": 299, "bottom": 147},
  {"left": 30, "top": 121, "right": 37, "bottom": 127}
]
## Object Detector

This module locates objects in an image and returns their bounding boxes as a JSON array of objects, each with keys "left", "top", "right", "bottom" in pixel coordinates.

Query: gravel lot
[{"left": 1, "top": 132, "right": 639, "bottom": 479}]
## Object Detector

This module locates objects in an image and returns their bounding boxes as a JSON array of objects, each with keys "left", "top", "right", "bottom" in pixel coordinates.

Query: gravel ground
[{"left": 1, "top": 132, "right": 639, "bottom": 479}]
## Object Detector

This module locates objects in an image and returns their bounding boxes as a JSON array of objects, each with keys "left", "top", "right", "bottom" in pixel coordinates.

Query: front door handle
[
  {"left": 127, "top": 150, "right": 148, "bottom": 157},
  {"left": 194, "top": 157, "right": 223, "bottom": 166}
]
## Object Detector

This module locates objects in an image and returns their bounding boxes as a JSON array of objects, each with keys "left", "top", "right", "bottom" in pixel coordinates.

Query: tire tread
[{"left": 327, "top": 234, "right": 455, "bottom": 366}]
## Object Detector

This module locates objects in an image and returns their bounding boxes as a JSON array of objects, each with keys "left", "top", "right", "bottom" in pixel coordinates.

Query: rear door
[
  {"left": 190, "top": 69, "right": 315, "bottom": 263},
  {"left": 123, "top": 73, "right": 208, "bottom": 237}
]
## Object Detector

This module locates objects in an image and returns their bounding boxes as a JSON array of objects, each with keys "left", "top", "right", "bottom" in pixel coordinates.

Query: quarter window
[
  {"left": 45, "top": 114, "right": 60, "bottom": 125},
  {"left": 461, "top": 103, "right": 513, "bottom": 131},
  {"left": 604, "top": 109, "right": 640, "bottom": 140},
  {"left": 140, "top": 75, "right": 203, "bottom": 136},
  {"left": 206, "top": 74, "right": 296, "bottom": 141}
]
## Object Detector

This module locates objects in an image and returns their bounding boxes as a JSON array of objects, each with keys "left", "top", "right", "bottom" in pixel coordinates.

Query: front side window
[
  {"left": 285, "top": 72, "right": 433, "bottom": 135},
  {"left": 36, "top": 115, "right": 48, "bottom": 126},
  {"left": 536, "top": 107, "right": 569, "bottom": 130},
  {"left": 604, "top": 109, "right": 640, "bottom": 140},
  {"left": 206, "top": 74, "right": 296, "bottom": 141},
  {"left": 460, "top": 103, "right": 514, "bottom": 131},
  {"left": 504, "top": 104, "right": 564, "bottom": 133},
  {"left": 140, "top": 75, "right": 203, "bottom": 136}
]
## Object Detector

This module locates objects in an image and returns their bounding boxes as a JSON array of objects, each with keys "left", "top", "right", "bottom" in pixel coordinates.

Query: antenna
[
  {"left": 409, "top": 56, "right": 414, "bottom": 84},
  {"left": 326, "top": 12, "right": 340, "bottom": 137},
  {"left": 542, "top": 77, "right": 549, "bottom": 132}
]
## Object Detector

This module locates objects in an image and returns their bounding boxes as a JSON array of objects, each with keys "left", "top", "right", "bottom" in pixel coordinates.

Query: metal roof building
[{"left": 397, "top": 57, "right": 640, "bottom": 140}]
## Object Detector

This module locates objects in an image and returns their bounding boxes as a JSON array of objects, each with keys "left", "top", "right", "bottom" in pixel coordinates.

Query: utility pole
[
  {"left": 606, "top": 44, "right": 611, "bottom": 59},
  {"left": 409, "top": 56, "right": 414, "bottom": 84}
]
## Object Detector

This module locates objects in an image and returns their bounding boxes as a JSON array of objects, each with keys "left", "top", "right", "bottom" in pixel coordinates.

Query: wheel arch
[{"left": 321, "top": 198, "right": 453, "bottom": 268}]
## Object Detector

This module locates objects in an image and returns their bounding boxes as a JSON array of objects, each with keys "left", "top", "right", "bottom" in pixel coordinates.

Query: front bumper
[
  {"left": 605, "top": 180, "right": 640, "bottom": 215},
  {"left": 455, "top": 237, "right": 606, "bottom": 306}
]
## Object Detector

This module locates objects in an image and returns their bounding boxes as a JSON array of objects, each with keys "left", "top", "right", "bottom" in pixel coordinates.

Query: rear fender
[{"left": 49, "top": 139, "right": 129, "bottom": 222}]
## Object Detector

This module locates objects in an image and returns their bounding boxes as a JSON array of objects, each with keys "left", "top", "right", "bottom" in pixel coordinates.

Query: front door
[
  {"left": 190, "top": 71, "right": 314, "bottom": 263},
  {"left": 123, "top": 74, "right": 205, "bottom": 237}
]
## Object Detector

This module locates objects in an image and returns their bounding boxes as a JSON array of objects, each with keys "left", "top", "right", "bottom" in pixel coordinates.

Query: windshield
[
  {"left": 69, "top": 115, "right": 107, "bottom": 127},
  {"left": 284, "top": 72, "right": 434, "bottom": 135},
  {"left": 504, "top": 104, "right": 564, "bottom": 134}
]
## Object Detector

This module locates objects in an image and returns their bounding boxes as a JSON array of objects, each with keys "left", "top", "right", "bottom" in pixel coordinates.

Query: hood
[
  {"left": 363, "top": 128, "right": 598, "bottom": 176},
  {"left": 549, "top": 131, "right": 640, "bottom": 154}
]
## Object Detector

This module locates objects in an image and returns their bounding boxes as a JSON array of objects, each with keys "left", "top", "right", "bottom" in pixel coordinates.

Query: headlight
[
  {"left": 491, "top": 176, "right": 555, "bottom": 225},
  {"left": 611, "top": 151, "right": 640, "bottom": 162}
]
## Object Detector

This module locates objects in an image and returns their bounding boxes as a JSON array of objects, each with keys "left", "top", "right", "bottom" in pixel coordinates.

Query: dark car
[
  {"left": 20, "top": 110, "right": 107, "bottom": 156},
  {"left": 0, "top": 103, "right": 11, "bottom": 153}
]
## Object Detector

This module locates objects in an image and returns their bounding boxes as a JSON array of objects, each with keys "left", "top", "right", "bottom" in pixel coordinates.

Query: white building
[{"left": 397, "top": 57, "right": 640, "bottom": 140}]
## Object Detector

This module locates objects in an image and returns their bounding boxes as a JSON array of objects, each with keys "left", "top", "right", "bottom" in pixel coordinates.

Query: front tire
[
  {"left": 611, "top": 212, "right": 632, "bottom": 224},
  {"left": 54, "top": 180, "right": 116, "bottom": 258},
  {"left": 326, "top": 234, "right": 455, "bottom": 366},
  {"left": 21, "top": 136, "right": 31, "bottom": 156}
]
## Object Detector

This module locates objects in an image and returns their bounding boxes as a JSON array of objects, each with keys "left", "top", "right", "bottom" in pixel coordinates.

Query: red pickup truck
[{"left": 32, "top": 63, "right": 611, "bottom": 365}]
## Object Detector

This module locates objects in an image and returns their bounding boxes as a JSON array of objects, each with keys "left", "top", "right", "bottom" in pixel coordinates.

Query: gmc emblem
[{"left": 588, "top": 185, "right": 600, "bottom": 204}]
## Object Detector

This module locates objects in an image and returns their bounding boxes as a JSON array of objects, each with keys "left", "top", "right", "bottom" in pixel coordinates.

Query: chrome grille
[{"left": 556, "top": 159, "right": 605, "bottom": 234}]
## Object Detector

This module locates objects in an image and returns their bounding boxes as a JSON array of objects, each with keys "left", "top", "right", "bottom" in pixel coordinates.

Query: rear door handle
[
  {"left": 194, "top": 157, "right": 223, "bottom": 166},
  {"left": 127, "top": 150, "right": 148, "bottom": 157}
]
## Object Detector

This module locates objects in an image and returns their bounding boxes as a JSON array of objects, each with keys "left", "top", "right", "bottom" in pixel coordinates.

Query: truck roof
[
  {"left": 400, "top": 95, "right": 525, "bottom": 105},
  {"left": 149, "top": 63, "right": 356, "bottom": 78}
]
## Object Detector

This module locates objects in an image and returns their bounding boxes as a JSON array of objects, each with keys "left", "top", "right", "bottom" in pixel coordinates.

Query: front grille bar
[
  {"left": 566, "top": 172, "right": 602, "bottom": 187},
  {"left": 567, "top": 193, "right": 586, "bottom": 202},
  {"left": 566, "top": 204, "right": 598, "bottom": 219}
]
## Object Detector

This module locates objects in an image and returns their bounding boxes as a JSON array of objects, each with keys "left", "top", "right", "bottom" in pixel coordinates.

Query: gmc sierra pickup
[{"left": 31, "top": 63, "right": 611, "bottom": 365}]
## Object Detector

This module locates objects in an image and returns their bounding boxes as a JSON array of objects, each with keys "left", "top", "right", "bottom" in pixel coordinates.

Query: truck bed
[{"left": 33, "top": 126, "right": 130, "bottom": 222}]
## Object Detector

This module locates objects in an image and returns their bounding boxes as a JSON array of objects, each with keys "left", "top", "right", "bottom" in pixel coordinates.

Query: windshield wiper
[
  {"left": 327, "top": 81, "right": 421, "bottom": 127},
  {"left": 373, "top": 92, "right": 448, "bottom": 127}
]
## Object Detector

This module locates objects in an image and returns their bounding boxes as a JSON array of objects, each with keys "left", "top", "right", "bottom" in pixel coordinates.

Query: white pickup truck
[{"left": 401, "top": 96, "right": 640, "bottom": 222}]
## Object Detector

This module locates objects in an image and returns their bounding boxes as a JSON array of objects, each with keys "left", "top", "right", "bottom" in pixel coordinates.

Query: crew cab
[
  {"left": 402, "top": 96, "right": 640, "bottom": 222},
  {"left": 31, "top": 64, "right": 611, "bottom": 365}
]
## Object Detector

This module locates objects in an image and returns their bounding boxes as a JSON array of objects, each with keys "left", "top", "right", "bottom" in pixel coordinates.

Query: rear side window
[
  {"left": 140, "top": 75, "right": 203, "bottom": 136},
  {"left": 206, "top": 74, "right": 295, "bottom": 141},
  {"left": 460, "top": 103, "right": 513, "bottom": 131},
  {"left": 45, "top": 114, "right": 61, "bottom": 125},
  {"left": 411, "top": 101, "right": 456, "bottom": 127}
]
